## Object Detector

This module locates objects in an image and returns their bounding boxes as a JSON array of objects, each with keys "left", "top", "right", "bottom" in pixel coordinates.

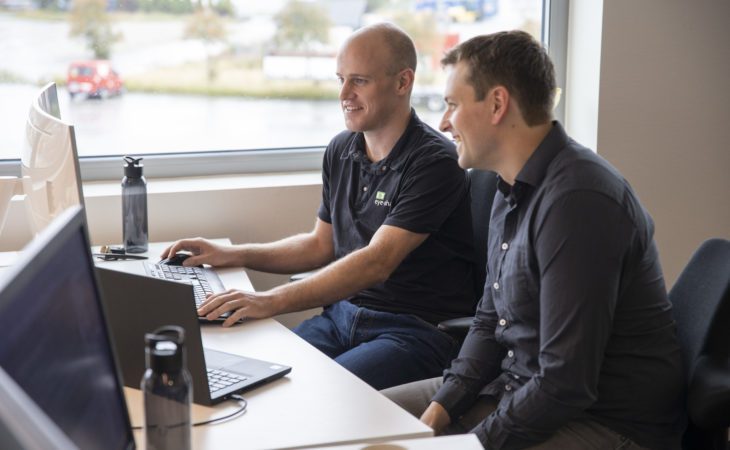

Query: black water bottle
[
  {"left": 122, "top": 155, "right": 148, "bottom": 253},
  {"left": 141, "top": 326, "right": 192, "bottom": 450}
]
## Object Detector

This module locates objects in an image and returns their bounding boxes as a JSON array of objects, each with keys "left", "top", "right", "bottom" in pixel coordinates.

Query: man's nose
[
  {"left": 439, "top": 111, "right": 451, "bottom": 133},
  {"left": 339, "top": 80, "right": 353, "bottom": 101}
]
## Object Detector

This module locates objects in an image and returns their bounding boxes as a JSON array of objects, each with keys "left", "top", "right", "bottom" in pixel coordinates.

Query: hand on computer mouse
[
  {"left": 161, "top": 238, "right": 240, "bottom": 268},
  {"left": 159, "top": 253, "right": 202, "bottom": 268}
]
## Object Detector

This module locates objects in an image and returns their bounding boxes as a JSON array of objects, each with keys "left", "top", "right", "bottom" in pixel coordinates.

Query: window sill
[{"left": 82, "top": 170, "right": 322, "bottom": 198}]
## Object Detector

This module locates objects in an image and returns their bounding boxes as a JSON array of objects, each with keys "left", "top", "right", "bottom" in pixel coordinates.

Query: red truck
[{"left": 67, "top": 60, "right": 124, "bottom": 99}]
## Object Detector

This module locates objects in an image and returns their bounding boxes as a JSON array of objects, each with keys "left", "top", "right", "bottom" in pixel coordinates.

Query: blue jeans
[{"left": 293, "top": 301, "right": 459, "bottom": 390}]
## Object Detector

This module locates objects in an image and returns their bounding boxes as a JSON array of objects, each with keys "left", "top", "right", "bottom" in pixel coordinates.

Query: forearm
[
  {"left": 235, "top": 232, "right": 334, "bottom": 274},
  {"left": 433, "top": 326, "right": 504, "bottom": 418},
  {"left": 266, "top": 243, "right": 390, "bottom": 313}
]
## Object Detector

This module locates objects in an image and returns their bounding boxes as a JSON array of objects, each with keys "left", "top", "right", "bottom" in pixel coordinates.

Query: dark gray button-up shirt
[{"left": 432, "top": 122, "right": 685, "bottom": 449}]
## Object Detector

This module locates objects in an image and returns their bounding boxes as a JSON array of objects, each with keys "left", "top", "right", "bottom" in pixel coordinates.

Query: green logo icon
[{"left": 376, "top": 191, "right": 386, "bottom": 200}]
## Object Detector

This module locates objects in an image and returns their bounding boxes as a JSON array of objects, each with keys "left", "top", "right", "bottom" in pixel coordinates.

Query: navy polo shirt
[{"left": 318, "top": 111, "right": 476, "bottom": 325}]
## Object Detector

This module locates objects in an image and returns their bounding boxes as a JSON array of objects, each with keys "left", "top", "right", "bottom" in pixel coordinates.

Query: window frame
[{"left": 0, "top": 0, "right": 567, "bottom": 182}]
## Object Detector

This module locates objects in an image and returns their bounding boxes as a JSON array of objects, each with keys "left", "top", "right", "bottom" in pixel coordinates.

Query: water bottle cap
[
  {"left": 145, "top": 325, "right": 186, "bottom": 374},
  {"left": 123, "top": 156, "right": 144, "bottom": 178}
]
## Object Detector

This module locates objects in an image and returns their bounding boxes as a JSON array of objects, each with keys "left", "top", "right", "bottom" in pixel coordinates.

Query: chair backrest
[
  {"left": 467, "top": 169, "right": 499, "bottom": 302},
  {"left": 669, "top": 238, "right": 730, "bottom": 377},
  {"left": 668, "top": 238, "right": 730, "bottom": 449}
]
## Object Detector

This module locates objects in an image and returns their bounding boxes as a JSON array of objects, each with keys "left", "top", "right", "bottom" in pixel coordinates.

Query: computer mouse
[{"left": 159, "top": 252, "right": 201, "bottom": 267}]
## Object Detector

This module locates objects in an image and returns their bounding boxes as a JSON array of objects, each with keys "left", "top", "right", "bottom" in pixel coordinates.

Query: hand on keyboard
[{"left": 198, "top": 289, "right": 278, "bottom": 328}]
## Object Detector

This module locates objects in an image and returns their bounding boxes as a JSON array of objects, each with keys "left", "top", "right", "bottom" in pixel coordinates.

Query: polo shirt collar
[{"left": 340, "top": 109, "right": 420, "bottom": 172}]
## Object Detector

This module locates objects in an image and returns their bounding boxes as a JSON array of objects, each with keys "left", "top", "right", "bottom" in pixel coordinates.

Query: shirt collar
[
  {"left": 497, "top": 121, "right": 568, "bottom": 205},
  {"left": 515, "top": 121, "right": 568, "bottom": 188},
  {"left": 340, "top": 109, "right": 420, "bottom": 172}
]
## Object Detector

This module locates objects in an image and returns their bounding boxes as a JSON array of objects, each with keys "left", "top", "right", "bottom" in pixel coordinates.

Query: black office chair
[
  {"left": 668, "top": 238, "right": 730, "bottom": 450},
  {"left": 437, "top": 169, "right": 498, "bottom": 339}
]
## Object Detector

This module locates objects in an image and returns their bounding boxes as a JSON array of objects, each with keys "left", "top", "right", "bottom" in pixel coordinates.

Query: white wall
[{"left": 596, "top": 1, "right": 730, "bottom": 286}]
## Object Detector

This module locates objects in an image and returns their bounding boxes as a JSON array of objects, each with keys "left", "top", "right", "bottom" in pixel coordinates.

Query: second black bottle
[{"left": 122, "top": 155, "right": 148, "bottom": 253}]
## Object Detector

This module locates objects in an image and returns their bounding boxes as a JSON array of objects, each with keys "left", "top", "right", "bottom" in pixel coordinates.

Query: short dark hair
[{"left": 441, "top": 31, "right": 556, "bottom": 126}]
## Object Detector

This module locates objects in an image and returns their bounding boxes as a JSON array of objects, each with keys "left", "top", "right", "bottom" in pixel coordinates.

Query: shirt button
[
  {"left": 363, "top": 186, "right": 368, "bottom": 192},
  {"left": 507, "top": 350, "right": 514, "bottom": 358},
  {"left": 498, "top": 318, "right": 507, "bottom": 326},
  {"left": 501, "top": 242, "right": 509, "bottom": 251},
  {"left": 505, "top": 384, "right": 512, "bottom": 392},
  {"left": 493, "top": 282, "right": 500, "bottom": 290},
  {"left": 381, "top": 166, "right": 387, "bottom": 172}
]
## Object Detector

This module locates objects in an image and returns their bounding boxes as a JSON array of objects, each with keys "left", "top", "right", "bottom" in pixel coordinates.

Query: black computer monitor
[
  {"left": 0, "top": 206, "right": 134, "bottom": 450},
  {"left": 21, "top": 82, "right": 85, "bottom": 236}
]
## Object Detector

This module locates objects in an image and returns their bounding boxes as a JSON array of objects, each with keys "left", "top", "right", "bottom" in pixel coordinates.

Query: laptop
[{"left": 97, "top": 267, "right": 291, "bottom": 406}]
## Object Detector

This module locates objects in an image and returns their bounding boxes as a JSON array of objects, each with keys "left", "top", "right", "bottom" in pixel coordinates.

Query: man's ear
[
  {"left": 397, "top": 68, "right": 415, "bottom": 94},
  {"left": 490, "top": 86, "right": 510, "bottom": 124}
]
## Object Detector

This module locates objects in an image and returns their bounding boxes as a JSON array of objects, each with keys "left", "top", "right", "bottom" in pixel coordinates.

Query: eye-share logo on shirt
[{"left": 374, "top": 191, "right": 391, "bottom": 207}]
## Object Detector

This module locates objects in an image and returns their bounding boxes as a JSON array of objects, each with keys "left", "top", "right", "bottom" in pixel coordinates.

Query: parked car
[
  {"left": 412, "top": 86, "right": 445, "bottom": 112},
  {"left": 67, "top": 60, "right": 124, "bottom": 99}
]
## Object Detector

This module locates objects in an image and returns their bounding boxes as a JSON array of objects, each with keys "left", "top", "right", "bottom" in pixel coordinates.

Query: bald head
[{"left": 344, "top": 23, "right": 417, "bottom": 75}]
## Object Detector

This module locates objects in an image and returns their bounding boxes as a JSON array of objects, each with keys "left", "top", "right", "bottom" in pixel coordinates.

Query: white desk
[
  {"left": 324, "top": 434, "right": 484, "bottom": 450},
  {"left": 97, "top": 242, "right": 433, "bottom": 449}
]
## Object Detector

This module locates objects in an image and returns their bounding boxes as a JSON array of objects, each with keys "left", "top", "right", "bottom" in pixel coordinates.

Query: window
[{"left": 0, "top": 0, "right": 557, "bottom": 180}]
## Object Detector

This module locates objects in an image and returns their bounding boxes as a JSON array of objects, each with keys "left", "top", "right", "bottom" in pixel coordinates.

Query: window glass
[{"left": 0, "top": 0, "right": 543, "bottom": 160}]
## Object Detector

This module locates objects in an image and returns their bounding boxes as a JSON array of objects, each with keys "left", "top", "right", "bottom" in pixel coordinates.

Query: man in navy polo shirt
[{"left": 163, "top": 23, "right": 476, "bottom": 390}]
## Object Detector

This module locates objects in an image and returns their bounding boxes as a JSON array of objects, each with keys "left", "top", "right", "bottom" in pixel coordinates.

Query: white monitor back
[{"left": 21, "top": 83, "right": 85, "bottom": 236}]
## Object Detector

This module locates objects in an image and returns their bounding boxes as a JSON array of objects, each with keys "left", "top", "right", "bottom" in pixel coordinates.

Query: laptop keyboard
[{"left": 207, "top": 368, "right": 248, "bottom": 393}]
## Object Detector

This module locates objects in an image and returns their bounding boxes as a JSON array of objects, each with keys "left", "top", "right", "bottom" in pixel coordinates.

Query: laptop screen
[{"left": 0, "top": 207, "right": 134, "bottom": 449}]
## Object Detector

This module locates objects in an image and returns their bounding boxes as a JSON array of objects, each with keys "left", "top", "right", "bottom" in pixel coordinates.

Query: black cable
[
  {"left": 193, "top": 395, "right": 247, "bottom": 427},
  {"left": 131, "top": 395, "right": 247, "bottom": 430}
]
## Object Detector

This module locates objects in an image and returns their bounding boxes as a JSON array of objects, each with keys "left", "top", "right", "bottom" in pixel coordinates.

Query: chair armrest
[
  {"left": 437, "top": 316, "right": 473, "bottom": 339},
  {"left": 289, "top": 271, "right": 316, "bottom": 282}
]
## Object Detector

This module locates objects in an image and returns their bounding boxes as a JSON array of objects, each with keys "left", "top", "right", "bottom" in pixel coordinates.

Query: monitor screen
[
  {"left": 0, "top": 206, "right": 134, "bottom": 450},
  {"left": 21, "top": 82, "right": 85, "bottom": 236}
]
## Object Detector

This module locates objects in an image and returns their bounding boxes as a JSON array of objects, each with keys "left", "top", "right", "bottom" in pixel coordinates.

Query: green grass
[
  {"left": 8, "top": 9, "right": 67, "bottom": 21},
  {"left": 125, "top": 81, "right": 339, "bottom": 100},
  {"left": 124, "top": 59, "right": 340, "bottom": 100},
  {"left": 0, "top": 69, "right": 30, "bottom": 84}
]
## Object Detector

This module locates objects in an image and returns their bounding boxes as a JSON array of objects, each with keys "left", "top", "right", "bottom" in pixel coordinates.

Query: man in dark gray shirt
[{"left": 383, "top": 31, "right": 685, "bottom": 449}]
